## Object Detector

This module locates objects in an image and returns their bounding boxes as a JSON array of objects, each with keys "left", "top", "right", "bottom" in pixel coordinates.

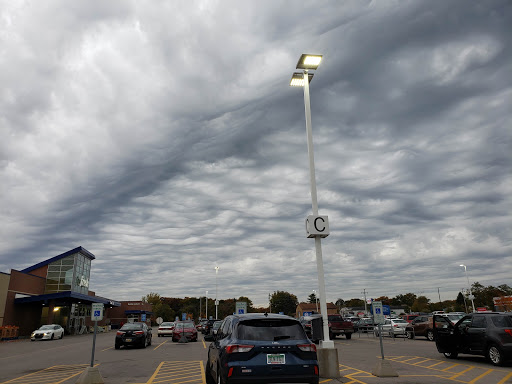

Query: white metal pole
[
  {"left": 464, "top": 266, "right": 476, "bottom": 313},
  {"left": 303, "top": 70, "right": 333, "bottom": 349},
  {"left": 215, "top": 267, "right": 219, "bottom": 319},
  {"left": 205, "top": 291, "right": 208, "bottom": 320}
]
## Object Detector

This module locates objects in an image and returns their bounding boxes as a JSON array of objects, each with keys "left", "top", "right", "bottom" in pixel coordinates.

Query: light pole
[
  {"left": 205, "top": 290, "right": 208, "bottom": 320},
  {"left": 313, "top": 289, "right": 319, "bottom": 313},
  {"left": 215, "top": 266, "right": 219, "bottom": 319},
  {"left": 290, "top": 53, "right": 334, "bottom": 350},
  {"left": 460, "top": 264, "right": 476, "bottom": 312}
]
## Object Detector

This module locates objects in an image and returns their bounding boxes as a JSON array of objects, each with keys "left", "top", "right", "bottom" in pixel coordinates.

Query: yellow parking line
[
  {"left": 202, "top": 339, "right": 206, "bottom": 349},
  {"left": 0, "top": 364, "right": 91, "bottom": 384},
  {"left": 441, "top": 363, "right": 460, "bottom": 371},
  {"left": 426, "top": 361, "right": 445, "bottom": 368},
  {"left": 101, "top": 346, "right": 114, "bottom": 351},
  {"left": 450, "top": 366, "right": 474, "bottom": 379},
  {"left": 498, "top": 372, "right": 512, "bottom": 384},
  {"left": 153, "top": 340, "right": 168, "bottom": 351},
  {"left": 146, "top": 362, "right": 164, "bottom": 384},
  {"left": 468, "top": 369, "right": 493, "bottom": 384}
]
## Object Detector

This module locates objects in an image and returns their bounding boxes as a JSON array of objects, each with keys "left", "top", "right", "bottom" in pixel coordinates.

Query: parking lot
[{"left": 0, "top": 330, "right": 511, "bottom": 384}]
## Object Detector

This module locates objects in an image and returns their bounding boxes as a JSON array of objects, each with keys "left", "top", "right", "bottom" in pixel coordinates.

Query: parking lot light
[{"left": 460, "top": 264, "right": 476, "bottom": 313}]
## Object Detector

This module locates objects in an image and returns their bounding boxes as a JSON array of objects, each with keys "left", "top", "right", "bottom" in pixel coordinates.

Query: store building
[
  {"left": 0, "top": 246, "right": 121, "bottom": 336},
  {"left": 108, "top": 301, "right": 153, "bottom": 329}
]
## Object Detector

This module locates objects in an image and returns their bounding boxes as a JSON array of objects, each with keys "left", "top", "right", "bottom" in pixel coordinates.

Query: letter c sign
[{"left": 305, "top": 215, "right": 330, "bottom": 238}]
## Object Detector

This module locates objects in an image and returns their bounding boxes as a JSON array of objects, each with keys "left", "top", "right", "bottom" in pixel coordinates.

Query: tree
[
  {"left": 375, "top": 296, "right": 391, "bottom": 305},
  {"left": 308, "top": 293, "right": 317, "bottom": 304},
  {"left": 142, "top": 292, "right": 162, "bottom": 305},
  {"left": 152, "top": 301, "right": 174, "bottom": 323},
  {"left": 411, "top": 296, "right": 430, "bottom": 312},
  {"left": 345, "top": 298, "right": 364, "bottom": 307},
  {"left": 270, "top": 291, "right": 298, "bottom": 316},
  {"left": 335, "top": 298, "right": 345, "bottom": 310}
]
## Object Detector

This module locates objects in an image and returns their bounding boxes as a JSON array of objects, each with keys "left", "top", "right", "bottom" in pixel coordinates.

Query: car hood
[{"left": 33, "top": 329, "right": 54, "bottom": 334}]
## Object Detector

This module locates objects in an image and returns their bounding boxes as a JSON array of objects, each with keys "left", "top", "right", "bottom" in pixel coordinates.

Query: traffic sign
[
  {"left": 372, "top": 301, "right": 385, "bottom": 325},
  {"left": 235, "top": 301, "right": 247, "bottom": 314},
  {"left": 91, "top": 303, "right": 104, "bottom": 321}
]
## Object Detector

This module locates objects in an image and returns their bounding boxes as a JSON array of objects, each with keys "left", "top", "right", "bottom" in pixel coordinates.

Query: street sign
[
  {"left": 91, "top": 303, "right": 104, "bottom": 321},
  {"left": 372, "top": 301, "right": 385, "bottom": 325},
  {"left": 236, "top": 301, "right": 247, "bottom": 314},
  {"left": 141, "top": 314, "right": 146, "bottom": 321},
  {"left": 303, "top": 311, "right": 313, "bottom": 316},
  {"left": 156, "top": 317, "right": 163, "bottom": 325}
]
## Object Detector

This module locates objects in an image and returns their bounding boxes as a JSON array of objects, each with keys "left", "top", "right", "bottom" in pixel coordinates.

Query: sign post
[
  {"left": 371, "top": 301, "right": 398, "bottom": 377},
  {"left": 90, "top": 303, "right": 104, "bottom": 367}
]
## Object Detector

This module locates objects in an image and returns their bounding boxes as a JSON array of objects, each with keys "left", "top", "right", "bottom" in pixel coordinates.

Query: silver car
[
  {"left": 374, "top": 318, "right": 409, "bottom": 337},
  {"left": 31, "top": 324, "right": 64, "bottom": 341}
]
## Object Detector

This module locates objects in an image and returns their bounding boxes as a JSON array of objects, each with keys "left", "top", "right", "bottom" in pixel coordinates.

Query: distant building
[
  {"left": 0, "top": 246, "right": 125, "bottom": 336},
  {"left": 296, "top": 302, "right": 338, "bottom": 318}
]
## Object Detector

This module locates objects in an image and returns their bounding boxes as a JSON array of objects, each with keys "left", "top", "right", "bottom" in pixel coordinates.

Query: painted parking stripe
[
  {"left": 146, "top": 361, "right": 204, "bottom": 384},
  {"left": 0, "top": 364, "right": 89, "bottom": 384}
]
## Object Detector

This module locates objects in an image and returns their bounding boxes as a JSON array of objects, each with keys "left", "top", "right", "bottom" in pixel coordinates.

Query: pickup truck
[{"left": 300, "top": 314, "right": 354, "bottom": 341}]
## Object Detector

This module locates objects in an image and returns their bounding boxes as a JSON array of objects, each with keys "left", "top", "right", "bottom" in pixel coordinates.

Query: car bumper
[
  {"left": 31, "top": 334, "right": 52, "bottom": 340},
  {"left": 116, "top": 336, "right": 145, "bottom": 346},
  {"left": 225, "top": 359, "right": 318, "bottom": 383}
]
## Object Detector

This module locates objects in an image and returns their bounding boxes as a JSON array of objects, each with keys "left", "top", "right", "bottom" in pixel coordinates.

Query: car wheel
[
  {"left": 329, "top": 331, "right": 334, "bottom": 340},
  {"left": 115, "top": 343, "right": 120, "bottom": 350},
  {"left": 51, "top": 334, "right": 54, "bottom": 340},
  {"left": 406, "top": 331, "right": 414, "bottom": 339},
  {"left": 148, "top": 336, "right": 152, "bottom": 346},
  {"left": 374, "top": 331, "right": 379, "bottom": 337},
  {"left": 345, "top": 333, "right": 352, "bottom": 340},
  {"left": 443, "top": 351, "right": 458, "bottom": 359},
  {"left": 426, "top": 330, "right": 435, "bottom": 341},
  {"left": 141, "top": 337, "right": 147, "bottom": 348},
  {"left": 487, "top": 344, "right": 505, "bottom": 366},
  {"left": 60, "top": 332, "right": 64, "bottom": 339}
]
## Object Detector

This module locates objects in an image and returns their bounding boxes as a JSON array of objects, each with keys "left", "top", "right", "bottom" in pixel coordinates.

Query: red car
[{"left": 172, "top": 321, "right": 198, "bottom": 342}]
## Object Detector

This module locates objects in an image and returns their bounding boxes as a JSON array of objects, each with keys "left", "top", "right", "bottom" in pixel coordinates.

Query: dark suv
[
  {"left": 434, "top": 312, "right": 512, "bottom": 366},
  {"left": 205, "top": 313, "right": 319, "bottom": 384}
]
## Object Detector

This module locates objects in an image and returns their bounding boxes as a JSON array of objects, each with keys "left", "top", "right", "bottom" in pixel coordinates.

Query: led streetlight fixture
[
  {"left": 296, "top": 54, "right": 323, "bottom": 70},
  {"left": 290, "top": 72, "right": 314, "bottom": 87}
]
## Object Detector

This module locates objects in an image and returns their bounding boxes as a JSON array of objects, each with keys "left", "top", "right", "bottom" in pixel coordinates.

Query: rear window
[
  {"left": 328, "top": 315, "right": 343, "bottom": 321},
  {"left": 492, "top": 316, "right": 512, "bottom": 327},
  {"left": 237, "top": 319, "right": 306, "bottom": 341},
  {"left": 160, "top": 322, "right": 173, "bottom": 327},
  {"left": 120, "top": 323, "right": 143, "bottom": 330},
  {"left": 392, "top": 319, "right": 408, "bottom": 324}
]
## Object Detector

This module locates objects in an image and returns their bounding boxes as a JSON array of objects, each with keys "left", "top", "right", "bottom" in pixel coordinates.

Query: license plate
[
  {"left": 125, "top": 338, "right": 132, "bottom": 342},
  {"left": 267, "top": 353, "right": 285, "bottom": 364}
]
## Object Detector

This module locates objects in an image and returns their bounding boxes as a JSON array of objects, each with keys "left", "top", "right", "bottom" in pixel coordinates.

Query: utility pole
[
  {"left": 438, "top": 287, "right": 441, "bottom": 303},
  {"left": 362, "top": 289, "right": 368, "bottom": 315}
]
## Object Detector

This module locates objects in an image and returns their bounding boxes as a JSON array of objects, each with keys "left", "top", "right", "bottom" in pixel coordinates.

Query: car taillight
[
  {"left": 135, "top": 331, "right": 144, "bottom": 335},
  {"left": 297, "top": 343, "right": 317, "bottom": 352},
  {"left": 314, "top": 365, "right": 319, "bottom": 375},
  {"left": 225, "top": 344, "right": 254, "bottom": 353},
  {"left": 505, "top": 329, "right": 512, "bottom": 337},
  {"left": 228, "top": 367, "right": 234, "bottom": 377},
  {"left": 116, "top": 331, "right": 124, "bottom": 336},
  {"left": 393, "top": 324, "right": 398, "bottom": 327}
]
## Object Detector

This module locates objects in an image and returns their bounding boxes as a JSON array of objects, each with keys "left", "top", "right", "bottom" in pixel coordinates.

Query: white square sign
[{"left": 91, "top": 303, "right": 104, "bottom": 321}]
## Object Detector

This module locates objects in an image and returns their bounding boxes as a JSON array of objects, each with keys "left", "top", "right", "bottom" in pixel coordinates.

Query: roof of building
[
  {"left": 13, "top": 291, "right": 120, "bottom": 307},
  {"left": 20, "top": 246, "right": 96, "bottom": 274}
]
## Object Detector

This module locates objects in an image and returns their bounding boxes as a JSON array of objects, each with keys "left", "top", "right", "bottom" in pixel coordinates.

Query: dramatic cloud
[{"left": 1, "top": 0, "right": 510, "bottom": 306}]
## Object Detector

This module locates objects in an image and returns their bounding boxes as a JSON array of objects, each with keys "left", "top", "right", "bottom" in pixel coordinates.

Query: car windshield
[
  {"left": 392, "top": 319, "right": 408, "bottom": 324},
  {"left": 120, "top": 323, "right": 143, "bottom": 331},
  {"left": 238, "top": 319, "right": 306, "bottom": 341},
  {"left": 160, "top": 322, "right": 173, "bottom": 327},
  {"left": 39, "top": 325, "right": 55, "bottom": 330},
  {"left": 492, "top": 316, "right": 512, "bottom": 327}
]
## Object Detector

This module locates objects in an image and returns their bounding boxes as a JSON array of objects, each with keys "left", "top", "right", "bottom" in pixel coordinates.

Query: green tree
[
  {"left": 335, "top": 298, "right": 345, "bottom": 310},
  {"left": 345, "top": 298, "right": 364, "bottom": 307},
  {"left": 142, "top": 292, "right": 162, "bottom": 305},
  {"left": 152, "top": 301, "right": 174, "bottom": 323},
  {"left": 270, "top": 291, "right": 298, "bottom": 316},
  {"left": 411, "top": 296, "right": 430, "bottom": 312},
  {"left": 308, "top": 293, "right": 317, "bottom": 304}
]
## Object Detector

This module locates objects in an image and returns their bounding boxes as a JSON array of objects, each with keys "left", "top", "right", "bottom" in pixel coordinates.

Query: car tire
[
  {"left": 374, "top": 330, "right": 379, "bottom": 337},
  {"left": 443, "top": 352, "right": 458, "bottom": 359},
  {"left": 487, "top": 344, "right": 505, "bottom": 366},
  {"left": 115, "top": 343, "right": 120, "bottom": 350},
  {"left": 141, "top": 337, "right": 147, "bottom": 348},
  {"left": 51, "top": 334, "right": 54, "bottom": 340},
  {"left": 60, "top": 332, "right": 64, "bottom": 339},
  {"left": 406, "top": 331, "right": 414, "bottom": 339},
  {"left": 345, "top": 333, "right": 352, "bottom": 340},
  {"left": 426, "top": 330, "right": 435, "bottom": 341},
  {"left": 148, "top": 336, "right": 152, "bottom": 346}
]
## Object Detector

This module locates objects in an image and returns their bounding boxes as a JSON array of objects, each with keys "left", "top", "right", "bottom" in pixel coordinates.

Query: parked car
[
  {"left": 407, "top": 315, "right": 436, "bottom": 341},
  {"left": 374, "top": 318, "right": 409, "bottom": 337},
  {"left": 31, "top": 324, "right": 64, "bottom": 341},
  {"left": 211, "top": 320, "right": 222, "bottom": 335},
  {"left": 198, "top": 319, "right": 208, "bottom": 333},
  {"left": 355, "top": 318, "right": 375, "bottom": 333},
  {"left": 158, "top": 322, "right": 175, "bottom": 337},
  {"left": 443, "top": 312, "right": 465, "bottom": 325},
  {"left": 205, "top": 313, "right": 319, "bottom": 384},
  {"left": 172, "top": 321, "right": 198, "bottom": 342},
  {"left": 434, "top": 312, "right": 512, "bottom": 366},
  {"left": 115, "top": 322, "right": 152, "bottom": 349},
  {"left": 300, "top": 314, "right": 353, "bottom": 342},
  {"left": 400, "top": 314, "right": 419, "bottom": 324},
  {"left": 203, "top": 319, "right": 220, "bottom": 335}
]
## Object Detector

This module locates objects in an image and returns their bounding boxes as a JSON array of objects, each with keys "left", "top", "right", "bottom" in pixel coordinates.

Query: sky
[{"left": 1, "top": 0, "right": 511, "bottom": 308}]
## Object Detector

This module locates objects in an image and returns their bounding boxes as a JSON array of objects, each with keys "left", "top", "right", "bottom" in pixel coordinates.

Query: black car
[
  {"left": 115, "top": 322, "right": 152, "bottom": 349},
  {"left": 205, "top": 313, "right": 319, "bottom": 384},
  {"left": 203, "top": 318, "right": 220, "bottom": 335},
  {"left": 434, "top": 312, "right": 512, "bottom": 366}
]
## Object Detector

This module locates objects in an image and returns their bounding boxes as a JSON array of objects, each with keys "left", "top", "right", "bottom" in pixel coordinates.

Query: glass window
[
  {"left": 237, "top": 319, "right": 306, "bottom": 341},
  {"left": 491, "top": 316, "right": 512, "bottom": 327},
  {"left": 471, "top": 316, "right": 487, "bottom": 328},
  {"left": 62, "top": 257, "right": 75, "bottom": 265}
]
